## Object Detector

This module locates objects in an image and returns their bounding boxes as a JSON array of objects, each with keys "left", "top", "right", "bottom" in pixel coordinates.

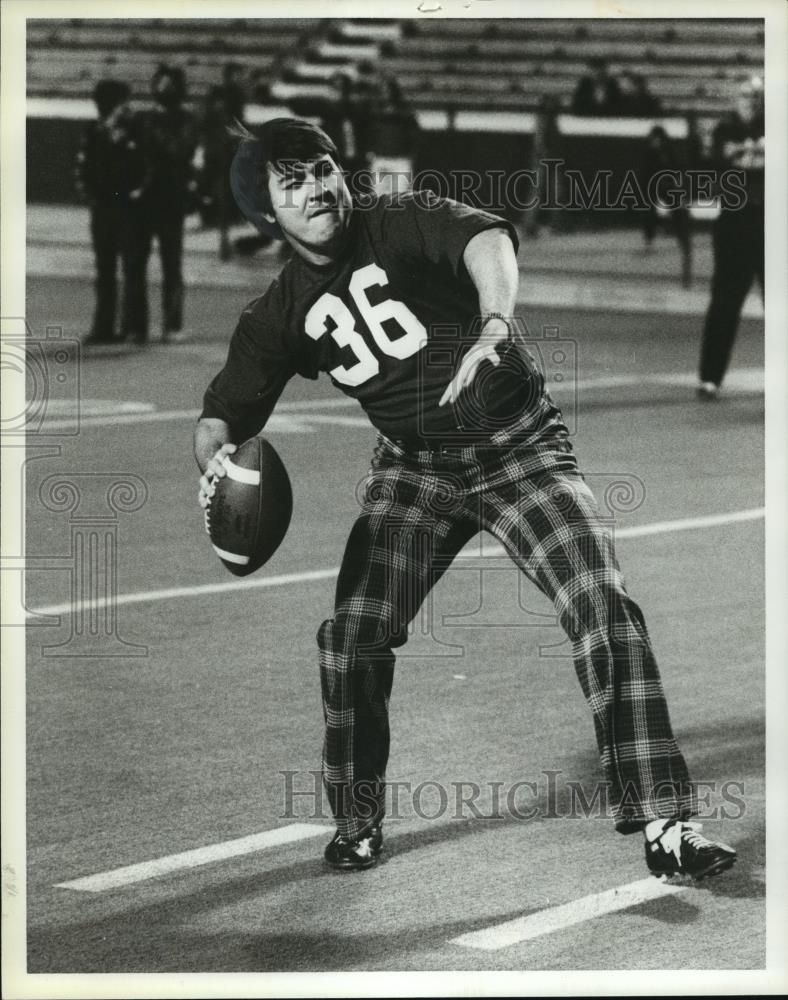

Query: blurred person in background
[
  {"left": 200, "top": 62, "right": 250, "bottom": 259},
  {"left": 366, "top": 74, "right": 419, "bottom": 198},
  {"left": 528, "top": 95, "right": 563, "bottom": 235},
  {"left": 615, "top": 70, "right": 662, "bottom": 117},
  {"left": 136, "top": 64, "right": 199, "bottom": 344},
  {"left": 639, "top": 125, "right": 692, "bottom": 287},
  {"left": 321, "top": 69, "right": 377, "bottom": 191},
  {"left": 75, "top": 79, "right": 149, "bottom": 346},
  {"left": 571, "top": 57, "right": 621, "bottom": 117},
  {"left": 697, "top": 75, "right": 764, "bottom": 399}
]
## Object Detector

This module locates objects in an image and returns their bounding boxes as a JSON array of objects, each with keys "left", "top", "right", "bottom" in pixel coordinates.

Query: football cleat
[
  {"left": 696, "top": 380, "right": 720, "bottom": 401},
  {"left": 324, "top": 825, "right": 383, "bottom": 872},
  {"left": 645, "top": 819, "right": 737, "bottom": 880}
]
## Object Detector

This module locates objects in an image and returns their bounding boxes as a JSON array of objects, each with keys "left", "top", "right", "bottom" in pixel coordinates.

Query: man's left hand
[{"left": 438, "top": 317, "right": 509, "bottom": 407}]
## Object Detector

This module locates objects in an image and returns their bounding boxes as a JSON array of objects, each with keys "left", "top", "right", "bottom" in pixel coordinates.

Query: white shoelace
[
  {"left": 354, "top": 839, "right": 374, "bottom": 859},
  {"left": 658, "top": 820, "right": 709, "bottom": 862}
]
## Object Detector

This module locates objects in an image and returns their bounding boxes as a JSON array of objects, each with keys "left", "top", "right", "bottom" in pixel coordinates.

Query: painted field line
[
  {"left": 55, "top": 823, "right": 334, "bottom": 892},
  {"left": 450, "top": 876, "right": 690, "bottom": 951},
  {"left": 30, "top": 568, "right": 340, "bottom": 618},
  {"left": 39, "top": 396, "right": 358, "bottom": 432},
  {"left": 31, "top": 365, "right": 766, "bottom": 432},
  {"left": 28, "top": 507, "right": 763, "bottom": 619},
  {"left": 458, "top": 506, "right": 764, "bottom": 559},
  {"left": 614, "top": 506, "right": 764, "bottom": 538}
]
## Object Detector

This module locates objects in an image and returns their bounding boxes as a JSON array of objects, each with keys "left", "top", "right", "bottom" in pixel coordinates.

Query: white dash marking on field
[
  {"left": 55, "top": 823, "right": 333, "bottom": 892},
  {"left": 38, "top": 396, "right": 360, "bottom": 432},
  {"left": 614, "top": 506, "right": 764, "bottom": 538},
  {"left": 39, "top": 399, "right": 156, "bottom": 418},
  {"left": 450, "top": 876, "right": 690, "bottom": 950},
  {"left": 27, "top": 508, "right": 764, "bottom": 619},
  {"left": 34, "top": 365, "right": 764, "bottom": 431},
  {"left": 29, "top": 568, "right": 340, "bottom": 618}
]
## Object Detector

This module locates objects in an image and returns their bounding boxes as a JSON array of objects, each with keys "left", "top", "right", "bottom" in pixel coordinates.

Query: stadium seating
[
  {"left": 26, "top": 16, "right": 763, "bottom": 118},
  {"left": 26, "top": 18, "right": 322, "bottom": 100}
]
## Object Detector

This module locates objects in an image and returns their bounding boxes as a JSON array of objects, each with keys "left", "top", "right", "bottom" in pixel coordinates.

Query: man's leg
[
  {"left": 672, "top": 206, "right": 692, "bottom": 288},
  {"left": 753, "top": 207, "right": 764, "bottom": 300},
  {"left": 319, "top": 459, "right": 476, "bottom": 846},
  {"left": 157, "top": 207, "right": 185, "bottom": 334},
  {"left": 120, "top": 207, "right": 151, "bottom": 343},
  {"left": 481, "top": 448, "right": 695, "bottom": 833},
  {"left": 89, "top": 206, "right": 119, "bottom": 341},
  {"left": 699, "top": 212, "right": 756, "bottom": 388}
]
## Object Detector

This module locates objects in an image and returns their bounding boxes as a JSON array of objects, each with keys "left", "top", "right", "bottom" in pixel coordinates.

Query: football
[{"left": 205, "top": 436, "right": 293, "bottom": 576}]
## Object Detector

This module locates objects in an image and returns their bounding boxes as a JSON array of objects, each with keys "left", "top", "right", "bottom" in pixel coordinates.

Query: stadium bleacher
[
  {"left": 26, "top": 16, "right": 763, "bottom": 117},
  {"left": 25, "top": 16, "right": 764, "bottom": 209}
]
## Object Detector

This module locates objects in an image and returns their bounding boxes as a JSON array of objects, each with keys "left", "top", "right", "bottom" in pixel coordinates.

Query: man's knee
[
  {"left": 317, "top": 613, "right": 399, "bottom": 660},
  {"left": 559, "top": 578, "right": 627, "bottom": 638},
  {"left": 563, "top": 581, "right": 651, "bottom": 649}
]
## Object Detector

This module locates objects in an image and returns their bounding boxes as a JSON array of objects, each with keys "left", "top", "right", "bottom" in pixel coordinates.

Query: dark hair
[
  {"left": 93, "top": 79, "right": 130, "bottom": 118},
  {"left": 228, "top": 118, "right": 341, "bottom": 237},
  {"left": 152, "top": 64, "right": 186, "bottom": 103}
]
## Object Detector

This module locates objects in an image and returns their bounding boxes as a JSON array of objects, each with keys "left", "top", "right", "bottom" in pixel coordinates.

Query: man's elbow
[{"left": 465, "top": 227, "right": 518, "bottom": 269}]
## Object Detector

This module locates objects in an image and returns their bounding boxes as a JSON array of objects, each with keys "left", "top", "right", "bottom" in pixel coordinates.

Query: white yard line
[
  {"left": 54, "top": 823, "right": 334, "bottom": 892},
  {"left": 608, "top": 507, "right": 764, "bottom": 539},
  {"left": 449, "top": 876, "right": 690, "bottom": 951},
  {"left": 29, "top": 568, "right": 340, "bottom": 618},
  {"left": 38, "top": 396, "right": 359, "bottom": 432},
  {"left": 33, "top": 366, "right": 764, "bottom": 432},
  {"left": 458, "top": 505, "right": 765, "bottom": 557},
  {"left": 27, "top": 508, "right": 763, "bottom": 619}
]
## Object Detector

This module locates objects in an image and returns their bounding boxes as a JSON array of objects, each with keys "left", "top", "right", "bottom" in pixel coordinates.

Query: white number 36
[{"left": 304, "top": 263, "right": 427, "bottom": 387}]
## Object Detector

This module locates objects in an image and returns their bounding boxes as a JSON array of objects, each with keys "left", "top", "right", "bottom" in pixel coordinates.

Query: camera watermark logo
[
  {"left": 1, "top": 320, "right": 81, "bottom": 436},
  {"left": 417, "top": 318, "right": 579, "bottom": 446}
]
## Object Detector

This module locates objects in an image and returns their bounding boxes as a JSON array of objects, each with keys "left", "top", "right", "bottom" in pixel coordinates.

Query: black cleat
[
  {"left": 645, "top": 820, "right": 737, "bottom": 880},
  {"left": 324, "top": 825, "right": 383, "bottom": 871}
]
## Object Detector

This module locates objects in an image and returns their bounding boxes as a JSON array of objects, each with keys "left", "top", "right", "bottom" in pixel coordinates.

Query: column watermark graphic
[
  {"left": 1, "top": 318, "right": 148, "bottom": 656},
  {"left": 37, "top": 473, "right": 148, "bottom": 657}
]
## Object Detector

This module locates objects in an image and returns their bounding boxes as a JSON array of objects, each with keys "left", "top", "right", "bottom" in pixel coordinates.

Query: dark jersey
[
  {"left": 201, "top": 191, "right": 538, "bottom": 443},
  {"left": 145, "top": 106, "right": 198, "bottom": 207},
  {"left": 711, "top": 112, "right": 764, "bottom": 211},
  {"left": 74, "top": 108, "right": 149, "bottom": 205}
]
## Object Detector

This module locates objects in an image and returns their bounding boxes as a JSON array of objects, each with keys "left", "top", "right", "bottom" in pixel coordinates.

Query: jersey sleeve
[
  {"left": 377, "top": 190, "right": 519, "bottom": 280},
  {"left": 200, "top": 287, "right": 297, "bottom": 443}
]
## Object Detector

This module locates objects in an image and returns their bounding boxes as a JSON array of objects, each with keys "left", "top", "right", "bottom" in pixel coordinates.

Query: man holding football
[{"left": 195, "top": 118, "right": 736, "bottom": 879}]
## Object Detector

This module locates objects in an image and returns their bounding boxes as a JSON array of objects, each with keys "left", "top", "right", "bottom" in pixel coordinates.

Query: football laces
[{"left": 203, "top": 473, "right": 217, "bottom": 535}]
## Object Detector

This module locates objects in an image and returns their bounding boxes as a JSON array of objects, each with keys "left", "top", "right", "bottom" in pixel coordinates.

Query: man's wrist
[
  {"left": 479, "top": 313, "right": 513, "bottom": 344},
  {"left": 481, "top": 312, "right": 513, "bottom": 329}
]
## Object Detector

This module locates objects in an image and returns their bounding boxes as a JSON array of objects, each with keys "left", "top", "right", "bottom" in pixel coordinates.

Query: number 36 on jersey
[{"left": 304, "top": 263, "right": 427, "bottom": 387}]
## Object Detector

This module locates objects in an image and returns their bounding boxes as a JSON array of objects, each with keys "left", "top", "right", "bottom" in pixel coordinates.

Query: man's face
[{"left": 265, "top": 155, "right": 352, "bottom": 254}]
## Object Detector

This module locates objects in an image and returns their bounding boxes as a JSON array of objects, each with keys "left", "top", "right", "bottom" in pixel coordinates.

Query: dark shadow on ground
[{"left": 27, "top": 714, "right": 763, "bottom": 973}]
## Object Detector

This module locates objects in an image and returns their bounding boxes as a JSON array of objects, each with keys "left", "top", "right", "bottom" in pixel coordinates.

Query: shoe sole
[
  {"left": 325, "top": 857, "right": 378, "bottom": 872},
  {"left": 324, "top": 841, "right": 383, "bottom": 872},
  {"left": 649, "top": 854, "right": 737, "bottom": 881},
  {"left": 693, "top": 854, "right": 737, "bottom": 880}
]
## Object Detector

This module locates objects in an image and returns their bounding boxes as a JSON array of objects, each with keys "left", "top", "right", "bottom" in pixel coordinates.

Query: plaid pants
[{"left": 319, "top": 397, "right": 696, "bottom": 839}]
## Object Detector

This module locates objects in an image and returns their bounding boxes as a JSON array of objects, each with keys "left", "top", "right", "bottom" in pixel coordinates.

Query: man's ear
[{"left": 262, "top": 212, "right": 276, "bottom": 226}]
